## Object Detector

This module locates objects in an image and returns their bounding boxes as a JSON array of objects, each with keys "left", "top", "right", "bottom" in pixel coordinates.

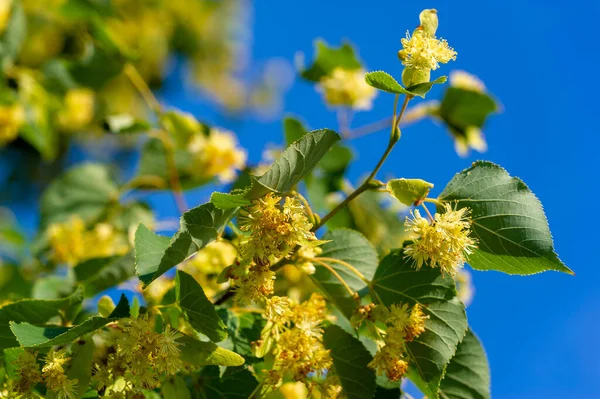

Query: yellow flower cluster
[
  {"left": 10, "top": 350, "right": 42, "bottom": 397},
  {"left": 318, "top": 67, "right": 377, "bottom": 110},
  {"left": 57, "top": 89, "right": 96, "bottom": 131},
  {"left": 404, "top": 204, "right": 477, "bottom": 276},
  {"left": 48, "top": 217, "right": 129, "bottom": 266},
  {"left": 232, "top": 193, "right": 320, "bottom": 304},
  {"left": 91, "top": 318, "right": 182, "bottom": 395},
  {"left": 0, "top": 104, "right": 25, "bottom": 146},
  {"left": 450, "top": 70, "right": 485, "bottom": 93},
  {"left": 187, "top": 128, "right": 247, "bottom": 183},
  {"left": 398, "top": 30, "right": 457, "bottom": 71},
  {"left": 42, "top": 349, "right": 78, "bottom": 399},
  {"left": 179, "top": 240, "right": 236, "bottom": 299},
  {"left": 254, "top": 294, "right": 340, "bottom": 396},
  {"left": 363, "top": 303, "right": 429, "bottom": 381}
]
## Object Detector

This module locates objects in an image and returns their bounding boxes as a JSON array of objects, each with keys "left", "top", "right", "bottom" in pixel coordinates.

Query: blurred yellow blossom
[
  {"left": 57, "top": 89, "right": 96, "bottom": 131},
  {"left": 318, "top": 67, "right": 377, "bottom": 110},
  {"left": 0, "top": 104, "right": 25, "bottom": 146},
  {"left": 0, "top": 0, "right": 12, "bottom": 34},
  {"left": 187, "top": 128, "right": 247, "bottom": 183},
  {"left": 179, "top": 240, "right": 236, "bottom": 298},
  {"left": 450, "top": 70, "right": 485, "bottom": 93}
]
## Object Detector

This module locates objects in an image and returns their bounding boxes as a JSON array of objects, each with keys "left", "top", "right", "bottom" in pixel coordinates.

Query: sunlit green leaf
[{"left": 300, "top": 39, "right": 362, "bottom": 82}]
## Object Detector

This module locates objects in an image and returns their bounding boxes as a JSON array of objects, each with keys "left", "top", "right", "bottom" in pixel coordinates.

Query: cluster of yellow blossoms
[
  {"left": 187, "top": 128, "right": 247, "bottom": 183},
  {"left": 48, "top": 216, "right": 129, "bottom": 266},
  {"left": 398, "top": 30, "right": 457, "bottom": 72},
  {"left": 91, "top": 318, "right": 182, "bottom": 396},
  {"left": 232, "top": 193, "right": 320, "bottom": 304},
  {"left": 10, "top": 349, "right": 78, "bottom": 399},
  {"left": 354, "top": 302, "right": 428, "bottom": 381},
  {"left": 318, "top": 67, "right": 377, "bottom": 110},
  {"left": 254, "top": 294, "right": 341, "bottom": 397},
  {"left": 404, "top": 203, "right": 477, "bottom": 276}
]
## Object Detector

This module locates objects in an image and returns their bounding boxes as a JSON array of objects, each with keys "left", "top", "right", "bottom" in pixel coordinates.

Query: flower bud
[
  {"left": 419, "top": 9, "right": 439, "bottom": 37},
  {"left": 401, "top": 67, "right": 431, "bottom": 87}
]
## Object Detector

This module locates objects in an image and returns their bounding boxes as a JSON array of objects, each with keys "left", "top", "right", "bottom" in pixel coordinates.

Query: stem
[
  {"left": 421, "top": 203, "right": 435, "bottom": 223},
  {"left": 316, "top": 256, "right": 368, "bottom": 284},
  {"left": 423, "top": 197, "right": 442, "bottom": 205},
  {"left": 124, "top": 63, "right": 161, "bottom": 113},
  {"left": 161, "top": 132, "right": 188, "bottom": 214},
  {"left": 314, "top": 95, "right": 411, "bottom": 230},
  {"left": 313, "top": 259, "right": 357, "bottom": 298}
]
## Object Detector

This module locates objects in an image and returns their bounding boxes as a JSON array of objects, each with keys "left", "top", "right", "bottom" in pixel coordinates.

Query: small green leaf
[
  {"left": 40, "top": 163, "right": 119, "bottom": 228},
  {"left": 311, "top": 229, "right": 378, "bottom": 318},
  {"left": 300, "top": 39, "right": 362, "bottom": 82},
  {"left": 10, "top": 294, "right": 130, "bottom": 348},
  {"left": 365, "top": 71, "right": 412, "bottom": 95},
  {"left": 210, "top": 191, "right": 251, "bottom": 210},
  {"left": 439, "top": 161, "right": 572, "bottom": 275},
  {"left": 247, "top": 128, "right": 341, "bottom": 199},
  {"left": 323, "top": 325, "right": 376, "bottom": 399},
  {"left": 438, "top": 88, "right": 498, "bottom": 131},
  {"left": 0, "top": 286, "right": 84, "bottom": 349},
  {"left": 176, "top": 270, "right": 228, "bottom": 342},
  {"left": 439, "top": 329, "right": 490, "bottom": 399},
  {"left": 366, "top": 71, "right": 446, "bottom": 98},
  {"left": 372, "top": 250, "right": 468, "bottom": 398},
  {"left": 406, "top": 76, "right": 448, "bottom": 97},
  {"left": 105, "top": 114, "right": 151, "bottom": 134},
  {"left": 283, "top": 115, "right": 309, "bottom": 145},
  {"left": 386, "top": 178, "right": 434, "bottom": 206},
  {"left": 178, "top": 335, "right": 245, "bottom": 367}
]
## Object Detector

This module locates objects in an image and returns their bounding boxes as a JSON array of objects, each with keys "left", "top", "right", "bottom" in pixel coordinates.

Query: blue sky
[
  {"left": 3, "top": 1, "right": 597, "bottom": 397},
  {"left": 159, "top": 1, "right": 599, "bottom": 397}
]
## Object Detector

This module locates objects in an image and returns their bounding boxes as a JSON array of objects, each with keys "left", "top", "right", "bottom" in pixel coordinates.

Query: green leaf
[
  {"left": 210, "top": 191, "right": 250, "bottom": 210},
  {"left": 217, "top": 309, "right": 264, "bottom": 361},
  {"left": 162, "top": 376, "right": 191, "bottom": 399},
  {"left": 439, "top": 329, "right": 490, "bottom": 399},
  {"left": 300, "top": 39, "right": 362, "bottom": 82},
  {"left": 311, "top": 229, "right": 378, "bottom": 318},
  {"left": 372, "top": 250, "right": 468, "bottom": 398},
  {"left": 194, "top": 366, "right": 258, "bottom": 399},
  {"left": 365, "top": 71, "right": 446, "bottom": 98},
  {"left": 40, "top": 163, "right": 119, "bottom": 228},
  {"left": 65, "top": 339, "right": 96, "bottom": 399},
  {"left": 135, "top": 203, "right": 236, "bottom": 286},
  {"left": 283, "top": 115, "right": 309, "bottom": 146},
  {"left": 10, "top": 294, "right": 130, "bottom": 347},
  {"left": 75, "top": 253, "right": 136, "bottom": 297},
  {"left": 176, "top": 271, "right": 228, "bottom": 342},
  {"left": 365, "top": 71, "right": 413, "bottom": 95},
  {"left": 387, "top": 178, "right": 434, "bottom": 206},
  {"left": 406, "top": 76, "right": 448, "bottom": 97},
  {"left": 0, "top": 2, "right": 26, "bottom": 70},
  {"left": 247, "top": 128, "right": 341, "bottom": 198},
  {"left": 323, "top": 325, "right": 376, "bottom": 399},
  {"left": 135, "top": 224, "right": 193, "bottom": 287},
  {"left": 439, "top": 161, "right": 572, "bottom": 275},
  {"left": 104, "top": 114, "right": 151, "bottom": 134},
  {"left": 0, "top": 286, "right": 84, "bottom": 349},
  {"left": 438, "top": 88, "right": 497, "bottom": 131},
  {"left": 178, "top": 336, "right": 244, "bottom": 367}
]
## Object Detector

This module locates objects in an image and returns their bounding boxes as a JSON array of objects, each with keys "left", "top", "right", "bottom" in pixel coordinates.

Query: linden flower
[
  {"left": 12, "top": 350, "right": 42, "bottom": 396},
  {"left": 0, "top": 103, "right": 25, "bottom": 146},
  {"left": 0, "top": 0, "right": 12, "bottom": 35},
  {"left": 398, "top": 30, "right": 456, "bottom": 71},
  {"left": 450, "top": 70, "right": 485, "bottom": 93},
  {"left": 318, "top": 67, "right": 377, "bottom": 110},
  {"left": 57, "top": 88, "right": 95, "bottom": 131},
  {"left": 187, "top": 128, "right": 247, "bottom": 183},
  {"left": 404, "top": 203, "right": 477, "bottom": 276}
]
